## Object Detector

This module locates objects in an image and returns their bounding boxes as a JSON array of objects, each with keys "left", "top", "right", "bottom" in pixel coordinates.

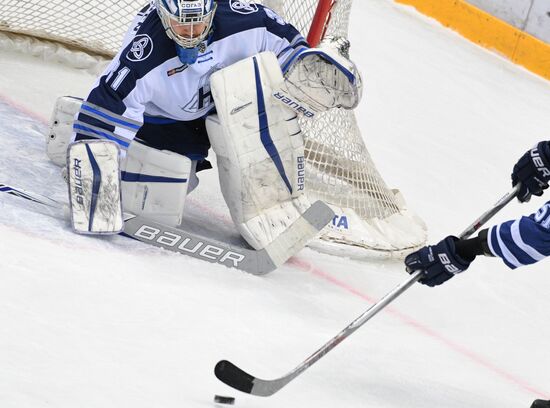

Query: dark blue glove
[
  {"left": 404, "top": 236, "right": 471, "bottom": 287},
  {"left": 512, "top": 141, "right": 550, "bottom": 202}
]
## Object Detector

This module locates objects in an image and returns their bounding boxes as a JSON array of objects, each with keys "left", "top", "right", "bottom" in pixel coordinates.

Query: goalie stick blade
[
  {"left": 123, "top": 216, "right": 277, "bottom": 275},
  {"left": 0, "top": 183, "right": 67, "bottom": 219},
  {"left": 1, "top": 181, "right": 334, "bottom": 275},
  {"left": 123, "top": 200, "right": 334, "bottom": 275}
]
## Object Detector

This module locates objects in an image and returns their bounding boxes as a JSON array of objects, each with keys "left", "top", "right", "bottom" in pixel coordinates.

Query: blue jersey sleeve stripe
[
  {"left": 497, "top": 221, "right": 535, "bottom": 266},
  {"left": 487, "top": 225, "right": 499, "bottom": 257},
  {"left": 277, "top": 45, "right": 295, "bottom": 59},
  {"left": 80, "top": 105, "right": 140, "bottom": 131},
  {"left": 73, "top": 124, "right": 131, "bottom": 148},
  {"left": 289, "top": 33, "right": 307, "bottom": 47},
  {"left": 81, "top": 103, "right": 142, "bottom": 130},
  {"left": 511, "top": 219, "right": 546, "bottom": 261},
  {"left": 494, "top": 224, "right": 522, "bottom": 269},
  {"left": 74, "top": 120, "right": 134, "bottom": 143}
]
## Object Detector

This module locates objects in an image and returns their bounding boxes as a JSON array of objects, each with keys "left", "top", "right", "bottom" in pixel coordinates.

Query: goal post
[
  {"left": 307, "top": 0, "right": 335, "bottom": 47},
  {"left": 0, "top": 0, "right": 427, "bottom": 259}
]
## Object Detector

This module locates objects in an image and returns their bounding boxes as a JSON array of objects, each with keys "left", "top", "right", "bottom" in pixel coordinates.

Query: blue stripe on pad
[
  {"left": 85, "top": 144, "right": 102, "bottom": 232},
  {"left": 252, "top": 56, "right": 292, "bottom": 194},
  {"left": 121, "top": 172, "right": 188, "bottom": 183}
]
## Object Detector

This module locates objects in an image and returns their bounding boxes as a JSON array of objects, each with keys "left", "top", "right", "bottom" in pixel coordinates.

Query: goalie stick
[
  {"left": 0, "top": 182, "right": 334, "bottom": 275},
  {"left": 214, "top": 185, "right": 520, "bottom": 396}
]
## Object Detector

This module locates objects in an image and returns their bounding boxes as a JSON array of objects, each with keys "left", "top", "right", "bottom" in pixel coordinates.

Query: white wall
[
  {"left": 523, "top": 1, "right": 550, "bottom": 42},
  {"left": 467, "top": 0, "right": 533, "bottom": 28},
  {"left": 466, "top": 0, "right": 550, "bottom": 44}
]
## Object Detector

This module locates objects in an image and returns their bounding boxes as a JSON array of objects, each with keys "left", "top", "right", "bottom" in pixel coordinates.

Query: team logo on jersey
[
  {"left": 180, "top": 64, "right": 224, "bottom": 113},
  {"left": 127, "top": 34, "right": 153, "bottom": 62},
  {"left": 229, "top": 0, "right": 258, "bottom": 14}
]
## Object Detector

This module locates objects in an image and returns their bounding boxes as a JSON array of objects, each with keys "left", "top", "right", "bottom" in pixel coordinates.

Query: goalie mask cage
[{"left": 0, "top": 0, "right": 427, "bottom": 258}]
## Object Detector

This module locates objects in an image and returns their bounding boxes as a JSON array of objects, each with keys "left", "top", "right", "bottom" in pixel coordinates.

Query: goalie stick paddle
[
  {"left": 0, "top": 182, "right": 334, "bottom": 275},
  {"left": 214, "top": 185, "right": 520, "bottom": 397}
]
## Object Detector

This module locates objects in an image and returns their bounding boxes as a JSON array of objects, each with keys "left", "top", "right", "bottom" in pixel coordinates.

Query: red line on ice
[{"left": 0, "top": 92, "right": 49, "bottom": 125}]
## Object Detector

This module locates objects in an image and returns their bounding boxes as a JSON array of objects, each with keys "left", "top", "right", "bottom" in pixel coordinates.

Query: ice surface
[{"left": 1, "top": 1, "right": 550, "bottom": 407}]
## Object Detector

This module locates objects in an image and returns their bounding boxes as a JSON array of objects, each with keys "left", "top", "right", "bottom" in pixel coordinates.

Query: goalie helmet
[{"left": 155, "top": 0, "right": 217, "bottom": 64}]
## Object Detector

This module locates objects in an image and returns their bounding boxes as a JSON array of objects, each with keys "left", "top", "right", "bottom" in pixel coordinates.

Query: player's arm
[
  {"left": 404, "top": 201, "right": 550, "bottom": 286},
  {"left": 73, "top": 60, "right": 146, "bottom": 149},
  {"left": 487, "top": 202, "right": 550, "bottom": 269},
  {"left": 45, "top": 66, "right": 147, "bottom": 167}
]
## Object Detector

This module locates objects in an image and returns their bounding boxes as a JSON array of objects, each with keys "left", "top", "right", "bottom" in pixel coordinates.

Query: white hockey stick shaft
[{"left": 215, "top": 185, "right": 520, "bottom": 396}]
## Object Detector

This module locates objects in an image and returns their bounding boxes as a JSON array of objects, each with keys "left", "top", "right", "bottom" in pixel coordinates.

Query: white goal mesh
[{"left": 0, "top": 0, "right": 427, "bottom": 258}]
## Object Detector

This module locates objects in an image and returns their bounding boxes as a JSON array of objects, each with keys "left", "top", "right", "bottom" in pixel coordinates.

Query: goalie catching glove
[{"left": 282, "top": 36, "right": 363, "bottom": 113}]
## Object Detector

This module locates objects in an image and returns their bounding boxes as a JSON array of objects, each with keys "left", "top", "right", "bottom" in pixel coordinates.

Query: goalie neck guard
[{"left": 155, "top": 0, "right": 217, "bottom": 64}]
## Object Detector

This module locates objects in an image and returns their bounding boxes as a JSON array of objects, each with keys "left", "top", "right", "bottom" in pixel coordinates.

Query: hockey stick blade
[
  {"left": 214, "top": 186, "right": 520, "bottom": 396},
  {"left": 215, "top": 360, "right": 292, "bottom": 397},
  {"left": 215, "top": 360, "right": 255, "bottom": 394}
]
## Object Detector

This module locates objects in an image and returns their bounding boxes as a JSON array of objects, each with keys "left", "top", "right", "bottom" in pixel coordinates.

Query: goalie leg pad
[
  {"left": 67, "top": 140, "right": 123, "bottom": 234},
  {"left": 121, "top": 141, "right": 192, "bottom": 227},
  {"left": 207, "top": 52, "right": 315, "bottom": 250},
  {"left": 47, "top": 96, "right": 83, "bottom": 166}
]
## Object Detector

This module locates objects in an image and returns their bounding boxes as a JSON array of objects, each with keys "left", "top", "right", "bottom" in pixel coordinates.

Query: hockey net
[{"left": 0, "top": 0, "right": 427, "bottom": 258}]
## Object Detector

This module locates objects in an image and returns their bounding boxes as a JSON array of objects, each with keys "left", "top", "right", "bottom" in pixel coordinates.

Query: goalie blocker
[{"left": 67, "top": 140, "right": 123, "bottom": 234}]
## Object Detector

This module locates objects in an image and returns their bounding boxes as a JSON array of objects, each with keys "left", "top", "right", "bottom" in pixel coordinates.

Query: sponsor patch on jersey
[
  {"left": 229, "top": 0, "right": 258, "bottom": 14},
  {"left": 167, "top": 64, "right": 189, "bottom": 77},
  {"left": 127, "top": 34, "right": 153, "bottom": 62}
]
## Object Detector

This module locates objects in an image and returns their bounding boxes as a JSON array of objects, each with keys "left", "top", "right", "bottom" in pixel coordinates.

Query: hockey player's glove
[
  {"left": 512, "top": 141, "right": 550, "bottom": 202},
  {"left": 404, "top": 236, "right": 471, "bottom": 287}
]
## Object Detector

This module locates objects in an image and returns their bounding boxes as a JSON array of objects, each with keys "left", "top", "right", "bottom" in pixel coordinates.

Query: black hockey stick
[{"left": 214, "top": 185, "right": 520, "bottom": 396}]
